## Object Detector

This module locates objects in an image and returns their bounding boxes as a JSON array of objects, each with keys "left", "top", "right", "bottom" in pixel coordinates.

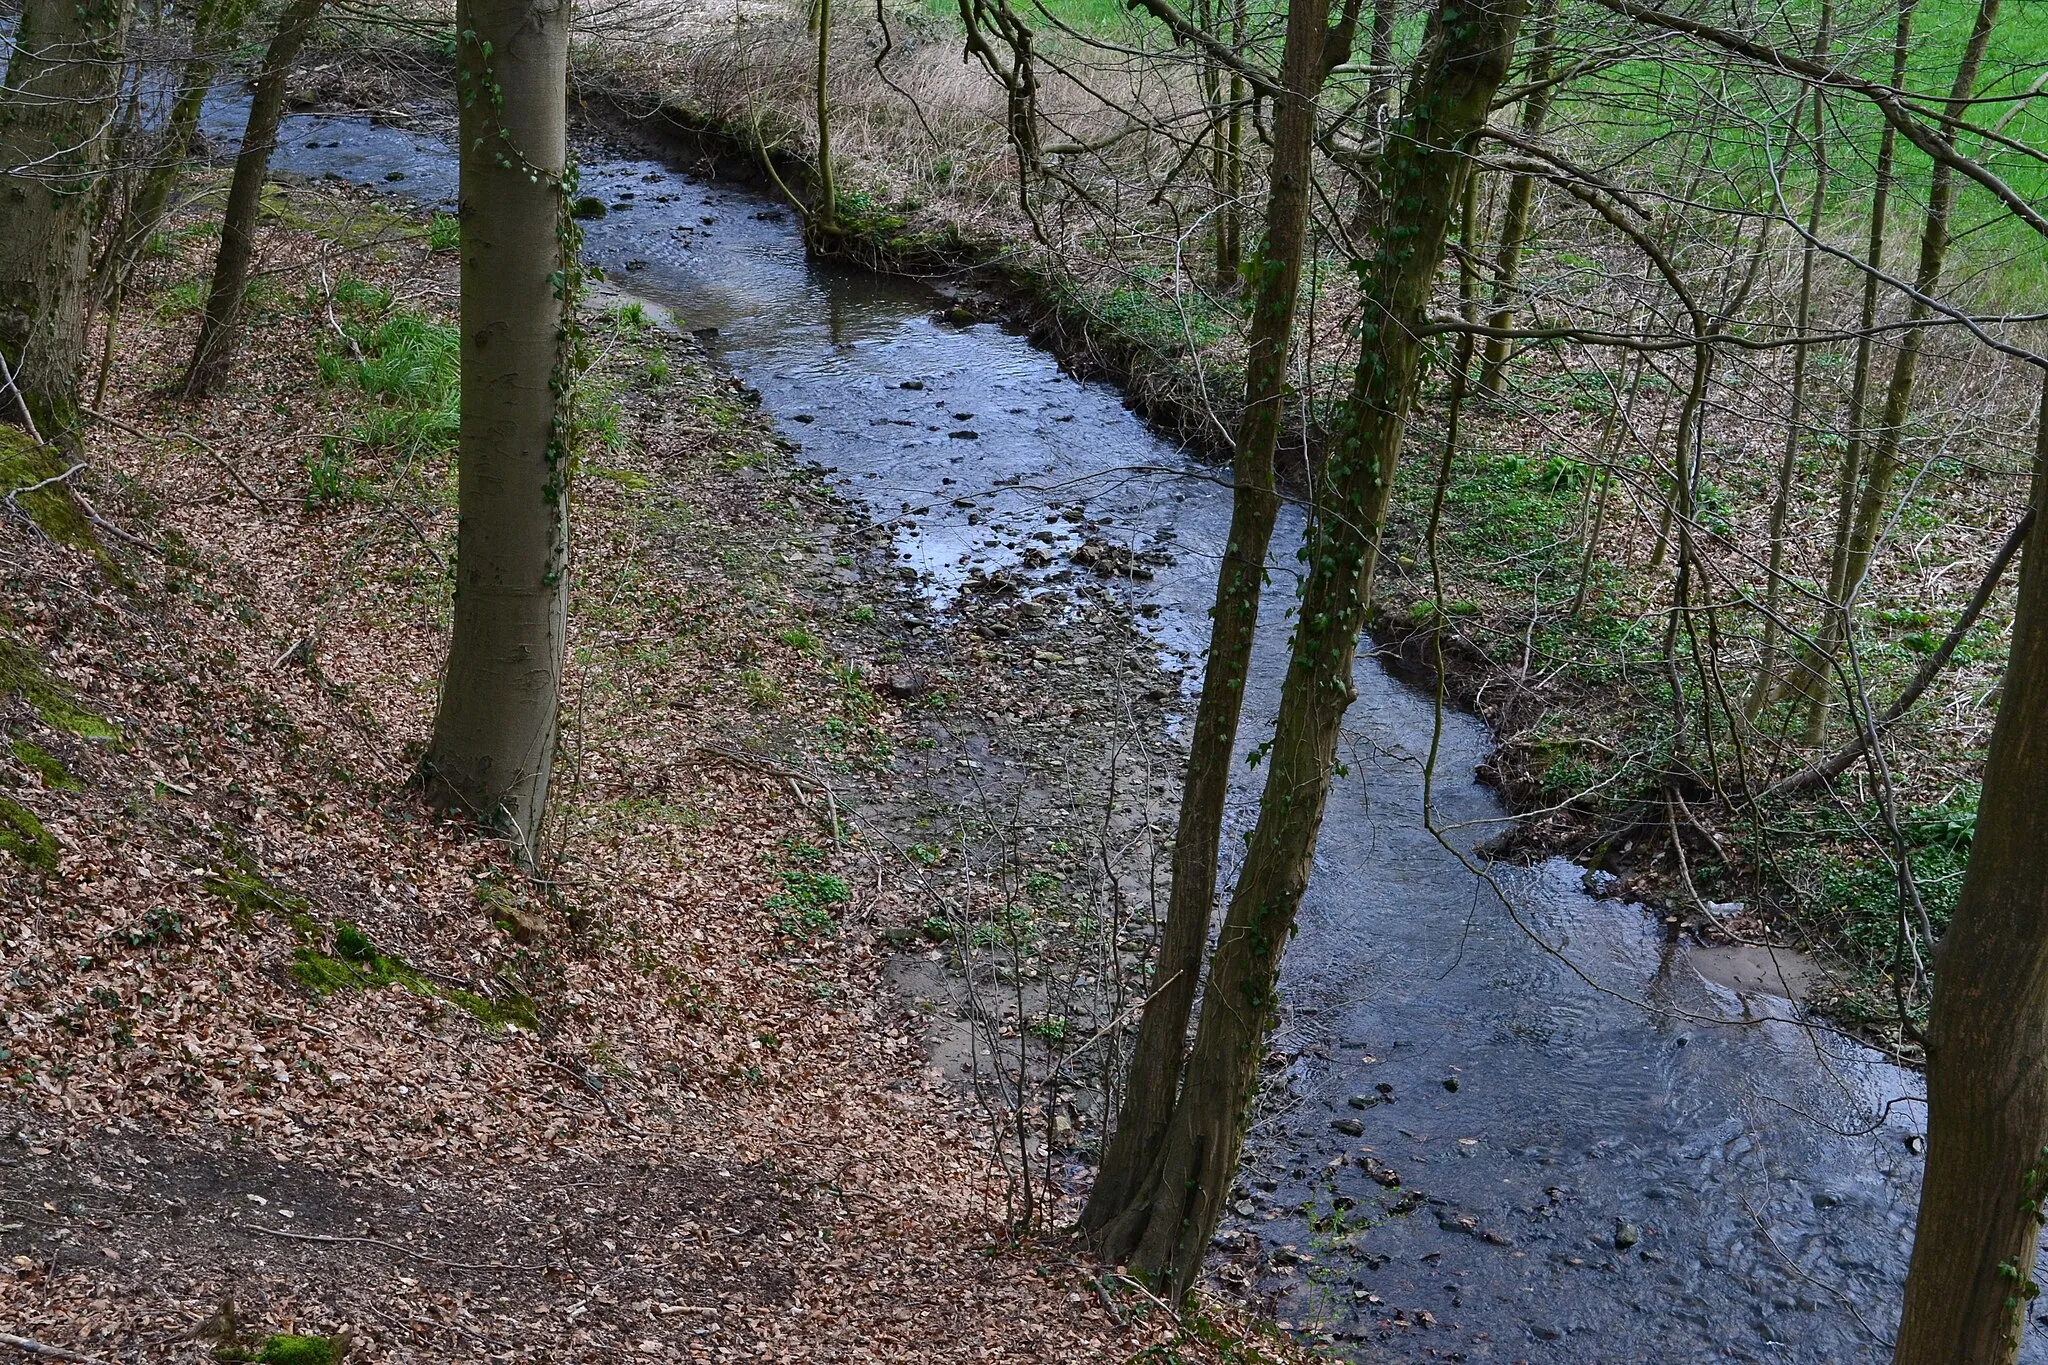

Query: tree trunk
[
  {"left": 1081, "top": 0, "right": 1343, "bottom": 1240},
  {"left": 1216, "top": 0, "right": 1247, "bottom": 286},
  {"left": 0, "top": 0, "right": 135, "bottom": 433},
  {"left": 1793, "top": 0, "right": 1916, "bottom": 733},
  {"left": 811, "top": 0, "right": 839, "bottom": 237},
  {"left": 1891, "top": 371, "right": 2048, "bottom": 1365},
  {"left": 107, "top": 0, "right": 258, "bottom": 285},
  {"left": 1099, "top": 0, "right": 1521, "bottom": 1298},
  {"left": 180, "top": 0, "right": 325, "bottom": 398},
  {"left": 1747, "top": 2, "right": 1832, "bottom": 720},
  {"left": 422, "top": 0, "right": 573, "bottom": 852},
  {"left": 1473, "top": 0, "right": 1558, "bottom": 398},
  {"left": 1802, "top": 0, "right": 1993, "bottom": 739},
  {"left": 1344, "top": 0, "right": 1398, "bottom": 237}
]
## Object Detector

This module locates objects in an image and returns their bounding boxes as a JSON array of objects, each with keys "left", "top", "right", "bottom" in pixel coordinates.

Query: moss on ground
[
  {"left": 291, "top": 918, "right": 538, "bottom": 1030},
  {"left": 202, "top": 851, "right": 313, "bottom": 930},
  {"left": 216, "top": 1333, "right": 342, "bottom": 1365},
  {"left": 10, "top": 738, "right": 81, "bottom": 791},
  {"left": 0, "top": 635, "right": 120, "bottom": 740},
  {"left": 0, "top": 795, "right": 57, "bottom": 869},
  {"left": 0, "top": 427, "right": 96, "bottom": 552}
]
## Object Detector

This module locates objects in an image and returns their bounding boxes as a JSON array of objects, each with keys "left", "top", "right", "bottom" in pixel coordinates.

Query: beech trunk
[
  {"left": 0, "top": 0, "right": 134, "bottom": 432},
  {"left": 421, "top": 0, "right": 573, "bottom": 852}
]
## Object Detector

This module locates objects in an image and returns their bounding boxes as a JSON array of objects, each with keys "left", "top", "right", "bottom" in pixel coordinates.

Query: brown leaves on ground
[{"left": 0, "top": 178, "right": 1302, "bottom": 1363}]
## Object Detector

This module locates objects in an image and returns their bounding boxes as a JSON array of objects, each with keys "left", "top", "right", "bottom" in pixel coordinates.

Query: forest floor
[{"left": 0, "top": 173, "right": 1308, "bottom": 1363}]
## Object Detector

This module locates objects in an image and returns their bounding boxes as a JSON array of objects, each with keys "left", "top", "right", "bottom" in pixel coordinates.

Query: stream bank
[
  {"left": 180, "top": 70, "right": 2048, "bottom": 1362},
  {"left": 3, "top": 159, "right": 1298, "bottom": 1362}
]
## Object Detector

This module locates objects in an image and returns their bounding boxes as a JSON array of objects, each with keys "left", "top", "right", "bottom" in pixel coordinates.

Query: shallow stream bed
[{"left": 197, "top": 92, "right": 2003, "bottom": 1363}]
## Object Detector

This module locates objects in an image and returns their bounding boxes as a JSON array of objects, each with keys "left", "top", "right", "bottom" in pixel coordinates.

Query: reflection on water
[{"left": 192, "top": 90, "right": 2021, "bottom": 1361}]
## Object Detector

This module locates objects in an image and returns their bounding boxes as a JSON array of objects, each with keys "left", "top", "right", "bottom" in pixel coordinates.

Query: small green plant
[
  {"left": 1029, "top": 1015, "right": 1068, "bottom": 1042},
  {"left": 906, "top": 843, "right": 946, "bottom": 866},
  {"left": 770, "top": 869, "right": 851, "bottom": 938},
  {"left": 303, "top": 439, "right": 362, "bottom": 506},
  {"left": 314, "top": 278, "right": 460, "bottom": 462},
  {"left": 107, "top": 906, "right": 187, "bottom": 948},
  {"left": 642, "top": 352, "right": 672, "bottom": 386},
  {"left": 740, "top": 667, "right": 782, "bottom": 709},
  {"left": 846, "top": 603, "right": 876, "bottom": 623},
  {"left": 427, "top": 213, "right": 460, "bottom": 251},
  {"left": 779, "top": 625, "right": 819, "bottom": 652},
  {"left": 156, "top": 277, "right": 208, "bottom": 319}
]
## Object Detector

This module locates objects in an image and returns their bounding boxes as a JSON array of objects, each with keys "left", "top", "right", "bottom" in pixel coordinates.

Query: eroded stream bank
[{"left": 201, "top": 90, "right": 2030, "bottom": 1362}]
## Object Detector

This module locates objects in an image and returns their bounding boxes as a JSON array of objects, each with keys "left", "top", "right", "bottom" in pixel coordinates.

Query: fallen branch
[
  {"left": 1763, "top": 507, "right": 2034, "bottom": 800},
  {"left": 0, "top": 1333, "right": 112, "bottom": 1365},
  {"left": 81, "top": 405, "right": 277, "bottom": 509},
  {"left": 1, "top": 463, "right": 84, "bottom": 503}
]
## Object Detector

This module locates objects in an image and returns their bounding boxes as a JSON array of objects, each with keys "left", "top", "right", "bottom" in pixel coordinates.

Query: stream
[{"left": 193, "top": 95, "right": 2003, "bottom": 1363}]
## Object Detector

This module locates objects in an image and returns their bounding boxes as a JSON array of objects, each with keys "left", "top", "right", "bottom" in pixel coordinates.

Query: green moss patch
[
  {"left": 217, "top": 1332, "right": 341, "bottom": 1365},
  {"left": 10, "top": 738, "right": 81, "bottom": 791},
  {"left": 290, "top": 919, "right": 536, "bottom": 1031},
  {"left": 0, "top": 795, "right": 58, "bottom": 870},
  {"left": 0, "top": 635, "right": 119, "bottom": 740},
  {"left": 0, "top": 427, "right": 95, "bottom": 552},
  {"left": 290, "top": 920, "right": 431, "bottom": 996},
  {"left": 202, "top": 848, "right": 313, "bottom": 930},
  {"left": 443, "top": 985, "right": 541, "bottom": 1031}
]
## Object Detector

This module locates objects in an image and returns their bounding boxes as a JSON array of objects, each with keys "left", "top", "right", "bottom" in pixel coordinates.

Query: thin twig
[
  {"left": 80, "top": 405, "right": 276, "bottom": 509},
  {"left": 239, "top": 1222, "right": 548, "bottom": 1273}
]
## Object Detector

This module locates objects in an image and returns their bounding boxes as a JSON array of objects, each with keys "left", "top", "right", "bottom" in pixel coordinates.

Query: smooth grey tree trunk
[
  {"left": 0, "top": 0, "right": 135, "bottom": 432},
  {"left": 422, "top": 0, "right": 573, "bottom": 852},
  {"left": 1891, "top": 372, "right": 2048, "bottom": 1365},
  {"left": 180, "top": 0, "right": 325, "bottom": 397}
]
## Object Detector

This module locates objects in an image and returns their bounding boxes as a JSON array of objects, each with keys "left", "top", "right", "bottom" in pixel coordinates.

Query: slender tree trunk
[
  {"left": 811, "top": 0, "right": 839, "bottom": 236},
  {"left": 1747, "top": 4, "right": 1832, "bottom": 720},
  {"left": 1345, "top": 0, "right": 1398, "bottom": 237},
  {"left": 1080, "top": 0, "right": 1347, "bottom": 1238},
  {"left": 1220, "top": 0, "right": 1246, "bottom": 285},
  {"left": 107, "top": 0, "right": 257, "bottom": 285},
  {"left": 1096, "top": 0, "right": 1521, "bottom": 1297},
  {"left": 1802, "top": 0, "right": 1990, "bottom": 739},
  {"left": 1568, "top": 343, "right": 1643, "bottom": 616},
  {"left": 1200, "top": 0, "right": 1228, "bottom": 287},
  {"left": 1796, "top": 0, "right": 1916, "bottom": 733},
  {"left": 0, "top": 0, "right": 135, "bottom": 433},
  {"left": 180, "top": 0, "right": 325, "bottom": 398},
  {"left": 422, "top": 0, "right": 573, "bottom": 851},
  {"left": 1473, "top": 0, "right": 1557, "bottom": 397},
  {"left": 1891, "top": 372, "right": 2048, "bottom": 1365}
]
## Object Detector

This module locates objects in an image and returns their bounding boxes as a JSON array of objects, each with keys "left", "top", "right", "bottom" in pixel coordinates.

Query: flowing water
[{"left": 191, "top": 94, "right": 2018, "bottom": 1363}]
